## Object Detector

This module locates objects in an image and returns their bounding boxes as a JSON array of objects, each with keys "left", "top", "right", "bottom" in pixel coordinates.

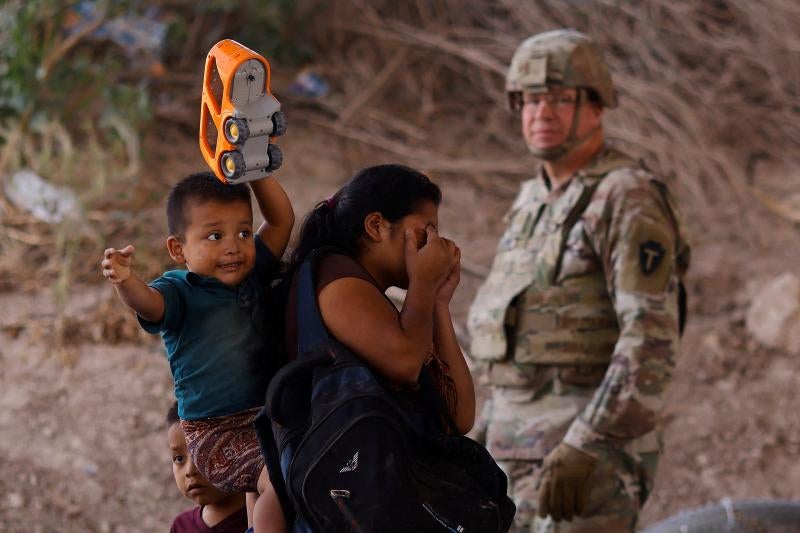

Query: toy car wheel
[
  {"left": 224, "top": 117, "right": 249, "bottom": 145},
  {"left": 271, "top": 111, "right": 287, "bottom": 137},
  {"left": 220, "top": 150, "right": 245, "bottom": 181},
  {"left": 266, "top": 144, "right": 283, "bottom": 172}
]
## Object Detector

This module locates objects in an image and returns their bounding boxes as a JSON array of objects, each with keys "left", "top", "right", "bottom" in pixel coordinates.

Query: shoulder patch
[
  {"left": 639, "top": 240, "right": 665, "bottom": 275},
  {"left": 619, "top": 222, "right": 674, "bottom": 294}
]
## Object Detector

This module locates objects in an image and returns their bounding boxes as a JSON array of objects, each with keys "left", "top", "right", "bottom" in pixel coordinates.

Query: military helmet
[{"left": 506, "top": 29, "right": 617, "bottom": 109}]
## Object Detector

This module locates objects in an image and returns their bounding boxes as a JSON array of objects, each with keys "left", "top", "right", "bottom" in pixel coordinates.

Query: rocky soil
[{"left": 2, "top": 124, "right": 800, "bottom": 532}]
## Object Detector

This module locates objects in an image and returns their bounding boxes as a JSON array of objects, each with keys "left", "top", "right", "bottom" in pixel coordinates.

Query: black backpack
[{"left": 255, "top": 249, "right": 515, "bottom": 533}]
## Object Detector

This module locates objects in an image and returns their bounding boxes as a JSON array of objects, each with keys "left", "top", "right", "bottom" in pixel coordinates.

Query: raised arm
[
  {"left": 101, "top": 245, "right": 165, "bottom": 323},
  {"left": 433, "top": 245, "right": 475, "bottom": 434},
  {"left": 318, "top": 227, "right": 453, "bottom": 386},
  {"left": 250, "top": 177, "right": 294, "bottom": 258}
]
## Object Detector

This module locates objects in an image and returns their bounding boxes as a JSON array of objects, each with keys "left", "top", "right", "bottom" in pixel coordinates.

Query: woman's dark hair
[{"left": 289, "top": 164, "right": 441, "bottom": 268}]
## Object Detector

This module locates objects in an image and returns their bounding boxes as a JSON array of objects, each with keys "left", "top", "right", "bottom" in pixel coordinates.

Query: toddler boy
[{"left": 102, "top": 173, "right": 292, "bottom": 533}]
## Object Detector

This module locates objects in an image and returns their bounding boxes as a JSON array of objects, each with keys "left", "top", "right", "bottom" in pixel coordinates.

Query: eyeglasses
[{"left": 521, "top": 91, "right": 577, "bottom": 110}]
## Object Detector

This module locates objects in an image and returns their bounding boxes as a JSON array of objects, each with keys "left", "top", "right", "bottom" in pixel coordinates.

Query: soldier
[{"left": 467, "top": 29, "right": 690, "bottom": 532}]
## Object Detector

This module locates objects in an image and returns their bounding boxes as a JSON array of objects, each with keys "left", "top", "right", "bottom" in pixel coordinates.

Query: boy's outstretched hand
[
  {"left": 102, "top": 245, "right": 135, "bottom": 284},
  {"left": 101, "top": 244, "right": 164, "bottom": 322}
]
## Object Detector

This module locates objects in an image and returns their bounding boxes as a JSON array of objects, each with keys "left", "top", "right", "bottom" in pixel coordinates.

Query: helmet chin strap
[{"left": 528, "top": 89, "right": 599, "bottom": 161}]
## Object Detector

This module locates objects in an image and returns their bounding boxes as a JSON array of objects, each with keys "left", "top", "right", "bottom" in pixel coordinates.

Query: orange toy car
[{"left": 199, "top": 39, "right": 287, "bottom": 184}]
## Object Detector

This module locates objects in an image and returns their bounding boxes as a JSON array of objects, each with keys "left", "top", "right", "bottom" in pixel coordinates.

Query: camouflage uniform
[
  {"left": 468, "top": 140, "right": 689, "bottom": 530},
  {"left": 468, "top": 29, "right": 689, "bottom": 531}
]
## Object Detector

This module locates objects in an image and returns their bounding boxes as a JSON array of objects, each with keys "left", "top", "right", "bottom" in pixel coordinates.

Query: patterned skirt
[{"left": 180, "top": 406, "right": 264, "bottom": 494}]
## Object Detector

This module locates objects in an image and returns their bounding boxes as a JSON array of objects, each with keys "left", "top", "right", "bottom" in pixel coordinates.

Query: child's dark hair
[
  {"left": 289, "top": 164, "right": 441, "bottom": 268},
  {"left": 166, "top": 172, "right": 252, "bottom": 237},
  {"left": 166, "top": 401, "right": 180, "bottom": 427}
]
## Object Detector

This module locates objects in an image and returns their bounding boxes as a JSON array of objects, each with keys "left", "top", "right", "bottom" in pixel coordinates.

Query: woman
[{"left": 284, "top": 163, "right": 475, "bottom": 434}]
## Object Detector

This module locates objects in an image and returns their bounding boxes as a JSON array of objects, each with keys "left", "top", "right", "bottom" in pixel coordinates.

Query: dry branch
[
  {"left": 37, "top": 3, "right": 109, "bottom": 83},
  {"left": 337, "top": 46, "right": 410, "bottom": 125},
  {"left": 300, "top": 0, "right": 793, "bottom": 236},
  {"left": 338, "top": 22, "right": 508, "bottom": 76},
  {"left": 751, "top": 188, "right": 800, "bottom": 225},
  {"left": 299, "top": 114, "right": 531, "bottom": 177}
]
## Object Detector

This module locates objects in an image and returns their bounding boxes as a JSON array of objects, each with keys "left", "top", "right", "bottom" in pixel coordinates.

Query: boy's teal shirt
[{"left": 139, "top": 236, "right": 281, "bottom": 420}]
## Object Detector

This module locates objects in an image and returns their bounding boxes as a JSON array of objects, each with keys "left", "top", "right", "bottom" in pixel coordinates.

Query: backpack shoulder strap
[
  {"left": 296, "top": 252, "right": 328, "bottom": 356},
  {"left": 260, "top": 247, "right": 344, "bottom": 530},
  {"left": 296, "top": 246, "right": 347, "bottom": 356},
  {"left": 254, "top": 408, "right": 296, "bottom": 526}
]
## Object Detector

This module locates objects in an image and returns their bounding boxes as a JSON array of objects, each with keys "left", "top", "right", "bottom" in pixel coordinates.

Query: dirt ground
[{"left": 2, "top": 120, "right": 800, "bottom": 532}]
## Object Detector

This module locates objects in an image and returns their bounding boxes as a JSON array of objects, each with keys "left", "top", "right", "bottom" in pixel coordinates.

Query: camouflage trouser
[
  {"left": 469, "top": 384, "right": 662, "bottom": 532},
  {"left": 498, "top": 451, "right": 658, "bottom": 533}
]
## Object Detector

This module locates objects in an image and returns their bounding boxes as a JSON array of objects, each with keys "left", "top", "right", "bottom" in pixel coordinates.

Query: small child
[
  {"left": 102, "top": 173, "right": 292, "bottom": 533},
  {"left": 167, "top": 402, "right": 248, "bottom": 533}
]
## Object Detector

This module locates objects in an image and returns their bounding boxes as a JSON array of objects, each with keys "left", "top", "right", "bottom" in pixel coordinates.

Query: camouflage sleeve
[{"left": 563, "top": 170, "right": 681, "bottom": 456}]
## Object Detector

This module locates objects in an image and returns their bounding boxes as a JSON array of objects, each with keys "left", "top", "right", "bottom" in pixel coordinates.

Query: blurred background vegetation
[
  {"left": 3, "top": 0, "right": 800, "bottom": 344},
  {"left": 0, "top": 0, "right": 315, "bottom": 295},
  {"left": 4, "top": 1, "right": 800, "bottom": 530},
  {"left": 0, "top": 0, "right": 322, "bottom": 347},
  {"left": 3, "top": 0, "right": 800, "bottom": 279}
]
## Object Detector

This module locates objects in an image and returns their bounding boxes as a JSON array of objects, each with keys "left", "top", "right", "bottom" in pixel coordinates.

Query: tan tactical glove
[{"left": 537, "top": 442, "right": 598, "bottom": 522}]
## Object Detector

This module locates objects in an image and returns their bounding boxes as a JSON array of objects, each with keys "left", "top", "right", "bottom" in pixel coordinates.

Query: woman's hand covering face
[
  {"left": 404, "top": 226, "right": 455, "bottom": 289},
  {"left": 435, "top": 239, "right": 461, "bottom": 305}
]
